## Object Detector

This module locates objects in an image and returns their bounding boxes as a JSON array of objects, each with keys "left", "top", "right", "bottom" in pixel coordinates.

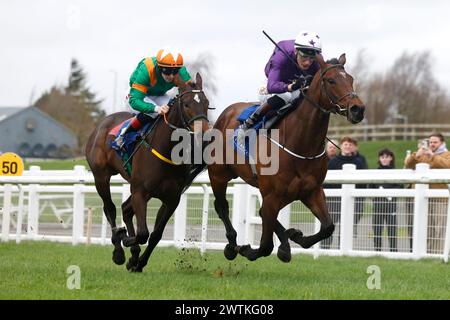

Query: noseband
[
  {"left": 319, "top": 64, "right": 358, "bottom": 116},
  {"left": 302, "top": 64, "right": 358, "bottom": 117},
  {"left": 164, "top": 89, "right": 209, "bottom": 133},
  {"left": 267, "top": 64, "right": 359, "bottom": 160}
]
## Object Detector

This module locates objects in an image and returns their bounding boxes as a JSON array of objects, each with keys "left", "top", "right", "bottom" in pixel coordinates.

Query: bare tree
[
  {"left": 34, "top": 59, "right": 105, "bottom": 154},
  {"left": 186, "top": 52, "right": 218, "bottom": 96},
  {"left": 185, "top": 52, "right": 218, "bottom": 121},
  {"left": 345, "top": 50, "right": 450, "bottom": 125}
]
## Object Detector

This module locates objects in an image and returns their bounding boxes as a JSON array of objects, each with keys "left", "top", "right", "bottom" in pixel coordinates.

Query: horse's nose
[{"left": 349, "top": 104, "right": 365, "bottom": 123}]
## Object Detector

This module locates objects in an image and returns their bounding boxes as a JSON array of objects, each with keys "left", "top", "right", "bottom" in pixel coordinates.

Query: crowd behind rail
[{"left": 324, "top": 132, "right": 450, "bottom": 256}]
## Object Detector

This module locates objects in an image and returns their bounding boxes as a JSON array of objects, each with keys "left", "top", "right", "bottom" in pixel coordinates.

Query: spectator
[
  {"left": 370, "top": 148, "right": 403, "bottom": 252},
  {"left": 326, "top": 139, "right": 338, "bottom": 160},
  {"left": 321, "top": 136, "right": 367, "bottom": 249},
  {"left": 349, "top": 141, "right": 369, "bottom": 235},
  {"left": 404, "top": 132, "right": 450, "bottom": 253}
]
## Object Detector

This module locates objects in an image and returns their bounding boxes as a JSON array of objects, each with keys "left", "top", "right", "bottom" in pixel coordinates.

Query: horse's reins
[
  {"left": 123, "top": 89, "right": 209, "bottom": 168},
  {"left": 263, "top": 64, "right": 360, "bottom": 159},
  {"left": 301, "top": 64, "right": 358, "bottom": 117},
  {"left": 319, "top": 64, "right": 359, "bottom": 116},
  {"left": 163, "top": 89, "right": 209, "bottom": 133}
]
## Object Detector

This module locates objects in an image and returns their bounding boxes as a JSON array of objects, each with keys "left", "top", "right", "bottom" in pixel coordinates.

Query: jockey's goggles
[
  {"left": 296, "top": 48, "right": 319, "bottom": 59},
  {"left": 161, "top": 67, "right": 181, "bottom": 75}
]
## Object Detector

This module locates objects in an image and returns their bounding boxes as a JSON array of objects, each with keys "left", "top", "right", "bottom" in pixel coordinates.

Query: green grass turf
[
  {"left": 357, "top": 140, "right": 418, "bottom": 168},
  {"left": 0, "top": 242, "right": 448, "bottom": 300}
]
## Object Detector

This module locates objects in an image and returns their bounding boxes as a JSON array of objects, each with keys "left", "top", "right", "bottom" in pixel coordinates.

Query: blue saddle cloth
[
  {"left": 233, "top": 104, "right": 266, "bottom": 159},
  {"left": 110, "top": 120, "right": 155, "bottom": 175}
]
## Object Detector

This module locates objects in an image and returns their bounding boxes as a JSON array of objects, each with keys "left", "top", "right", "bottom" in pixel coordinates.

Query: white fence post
[
  {"left": 275, "top": 204, "right": 290, "bottom": 248},
  {"left": 121, "top": 183, "right": 131, "bottom": 228},
  {"left": 15, "top": 184, "right": 25, "bottom": 243},
  {"left": 443, "top": 184, "right": 450, "bottom": 263},
  {"left": 340, "top": 164, "right": 356, "bottom": 255},
  {"left": 413, "top": 163, "right": 429, "bottom": 259},
  {"left": 313, "top": 217, "right": 321, "bottom": 259},
  {"left": 72, "top": 166, "right": 86, "bottom": 245},
  {"left": 1, "top": 184, "right": 12, "bottom": 242},
  {"left": 200, "top": 184, "right": 210, "bottom": 254},
  {"left": 232, "top": 184, "right": 249, "bottom": 245},
  {"left": 28, "top": 166, "right": 40, "bottom": 238},
  {"left": 174, "top": 193, "right": 187, "bottom": 247},
  {"left": 100, "top": 214, "right": 108, "bottom": 245}
]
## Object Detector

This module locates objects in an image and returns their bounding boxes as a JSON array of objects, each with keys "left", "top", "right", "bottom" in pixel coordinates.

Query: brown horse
[
  {"left": 208, "top": 54, "right": 365, "bottom": 262},
  {"left": 85, "top": 73, "right": 210, "bottom": 272}
]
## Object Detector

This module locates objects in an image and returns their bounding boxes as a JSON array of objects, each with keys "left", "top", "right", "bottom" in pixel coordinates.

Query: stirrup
[
  {"left": 236, "top": 125, "right": 250, "bottom": 148},
  {"left": 115, "top": 135, "right": 125, "bottom": 150},
  {"left": 239, "top": 119, "right": 254, "bottom": 131}
]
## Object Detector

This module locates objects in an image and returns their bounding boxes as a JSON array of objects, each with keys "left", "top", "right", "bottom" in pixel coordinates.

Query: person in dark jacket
[
  {"left": 326, "top": 139, "right": 338, "bottom": 160},
  {"left": 370, "top": 148, "right": 403, "bottom": 252},
  {"left": 321, "top": 136, "right": 367, "bottom": 249},
  {"left": 349, "top": 142, "right": 369, "bottom": 235}
]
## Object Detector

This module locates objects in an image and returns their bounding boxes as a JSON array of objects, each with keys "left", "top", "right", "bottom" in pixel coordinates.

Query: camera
[{"left": 419, "top": 139, "right": 429, "bottom": 150}]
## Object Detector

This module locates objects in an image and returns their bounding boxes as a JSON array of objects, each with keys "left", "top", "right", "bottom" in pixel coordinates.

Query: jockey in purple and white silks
[{"left": 237, "top": 31, "right": 322, "bottom": 140}]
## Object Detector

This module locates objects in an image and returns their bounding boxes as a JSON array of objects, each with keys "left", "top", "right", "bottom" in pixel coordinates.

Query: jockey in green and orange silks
[{"left": 114, "top": 48, "right": 192, "bottom": 149}]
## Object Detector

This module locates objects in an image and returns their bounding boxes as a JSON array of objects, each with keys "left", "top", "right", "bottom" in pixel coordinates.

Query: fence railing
[
  {"left": 327, "top": 123, "right": 450, "bottom": 141},
  {"left": 1, "top": 164, "right": 449, "bottom": 262}
]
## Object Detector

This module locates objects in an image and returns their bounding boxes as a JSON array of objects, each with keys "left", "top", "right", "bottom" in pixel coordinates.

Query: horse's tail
[{"left": 182, "top": 163, "right": 207, "bottom": 193}]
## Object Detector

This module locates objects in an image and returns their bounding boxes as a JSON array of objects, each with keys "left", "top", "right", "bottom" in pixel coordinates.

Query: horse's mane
[
  {"left": 188, "top": 81, "right": 197, "bottom": 89},
  {"left": 326, "top": 58, "right": 340, "bottom": 65}
]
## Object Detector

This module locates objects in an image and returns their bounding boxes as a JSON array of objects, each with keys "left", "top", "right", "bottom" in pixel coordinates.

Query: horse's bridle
[
  {"left": 266, "top": 64, "right": 358, "bottom": 160},
  {"left": 320, "top": 64, "right": 359, "bottom": 116},
  {"left": 302, "top": 64, "right": 358, "bottom": 117},
  {"left": 164, "top": 89, "right": 209, "bottom": 133}
]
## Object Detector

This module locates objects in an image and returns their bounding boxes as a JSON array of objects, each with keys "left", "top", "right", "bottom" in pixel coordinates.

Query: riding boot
[
  {"left": 115, "top": 116, "right": 142, "bottom": 149},
  {"left": 239, "top": 94, "right": 286, "bottom": 131},
  {"left": 239, "top": 101, "right": 272, "bottom": 131},
  {"left": 236, "top": 95, "right": 285, "bottom": 147}
]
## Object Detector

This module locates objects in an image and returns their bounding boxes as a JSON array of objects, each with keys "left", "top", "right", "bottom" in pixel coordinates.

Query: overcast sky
[{"left": 1, "top": 0, "right": 450, "bottom": 120}]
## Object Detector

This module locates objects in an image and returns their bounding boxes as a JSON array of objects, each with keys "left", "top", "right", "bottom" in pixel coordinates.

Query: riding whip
[{"left": 262, "top": 30, "right": 302, "bottom": 72}]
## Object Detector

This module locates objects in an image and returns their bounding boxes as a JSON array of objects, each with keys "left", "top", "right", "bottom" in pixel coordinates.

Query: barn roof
[{"left": 0, "top": 107, "right": 26, "bottom": 123}]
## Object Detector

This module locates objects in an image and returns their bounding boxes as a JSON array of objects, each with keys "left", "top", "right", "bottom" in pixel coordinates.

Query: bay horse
[
  {"left": 85, "top": 73, "right": 210, "bottom": 272},
  {"left": 208, "top": 54, "right": 365, "bottom": 262}
]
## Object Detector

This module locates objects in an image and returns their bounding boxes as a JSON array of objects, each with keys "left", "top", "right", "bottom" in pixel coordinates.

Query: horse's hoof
[
  {"left": 224, "top": 244, "right": 238, "bottom": 260},
  {"left": 128, "top": 265, "right": 143, "bottom": 273},
  {"left": 286, "top": 228, "right": 303, "bottom": 243},
  {"left": 126, "top": 258, "right": 138, "bottom": 271},
  {"left": 238, "top": 244, "right": 258, "bottom": 261},
  {"left": 122, "top": 236, "right": 137, "bottom": 247},
  {"left": 112, "top": 248, "right": 126, "bottom": 265},
  {"left": 277, "top": 244, "right": 291, "bottom": 263}
]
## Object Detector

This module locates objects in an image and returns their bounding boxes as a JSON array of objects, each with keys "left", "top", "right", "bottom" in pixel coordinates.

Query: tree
[
  {"left": 346, "top": 50, "right": 450, "bottom": 125},
  {"left": 34, "top": 58, "right": 105, "bottom": 154},
  {"left": 66, "top": 59, "right": 105, "bottom": 123},
  {"left": 185, "top": 52, "right": 218, "bottom": 121},
  {"left": 186, "top": 52, "right": 218, "bottom": 96}
]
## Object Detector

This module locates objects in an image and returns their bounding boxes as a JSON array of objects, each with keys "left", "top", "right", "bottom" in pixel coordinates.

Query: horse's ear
[
  {"left": 338, "top": 53, "right": 346, "bottom": 66},
  {"left": 316, "top": 53, "right": 327, "bottom": 69},
  {"left": 195, "top": 73, "right": 203, "bottom": 89}
]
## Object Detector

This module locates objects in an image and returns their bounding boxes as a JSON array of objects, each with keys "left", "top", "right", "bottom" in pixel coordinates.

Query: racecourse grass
[{"left": 0, "top": 242, "right": 448, "bottom": 300}]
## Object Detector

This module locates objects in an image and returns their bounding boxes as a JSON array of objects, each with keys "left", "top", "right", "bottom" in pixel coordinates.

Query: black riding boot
[
  {"left": 239, "top": 95, "right": 286, "bottom": 131},
  {"left": 236, "top": 95, "right": 285, "bottom": 147},
  {"left": 239, "top": 103, "right": 268, "bottom": 130}
]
